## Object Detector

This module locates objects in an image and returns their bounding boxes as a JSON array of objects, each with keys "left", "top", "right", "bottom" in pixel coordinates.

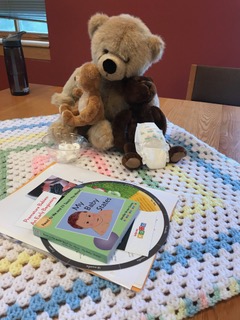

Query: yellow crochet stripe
[
  {"left": 0, "top": 252, "right": 45, "bottom": 277},
  {"left": 173, "top": 198, "right": 222, "bottom": 224},
  {"left": 0, "top": 258, "right": 11, "bottom": 274},
  {"left": 229, "top": 277, "right": 240, "bottom": 296},
  {"left": 29, "top": 252, "right": 45, "bottom": 268},
  {"left": 0, "top": 132, "right": 45, "bottom": 145},
  {"left": 168, "top": 165, "right": 223, "bottom": 223},
  {"left": 174, "top": 299, "right": 186, "bottom": 319}
]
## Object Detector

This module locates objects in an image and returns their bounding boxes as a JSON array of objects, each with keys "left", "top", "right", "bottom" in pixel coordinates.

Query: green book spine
[{"left": 33, "top": 227, "right": 108, "bottom": 262}]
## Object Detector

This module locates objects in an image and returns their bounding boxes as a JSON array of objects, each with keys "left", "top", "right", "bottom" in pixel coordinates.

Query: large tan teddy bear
[{"left": 50, "top": 13, "right": 165, "bottom": 150}]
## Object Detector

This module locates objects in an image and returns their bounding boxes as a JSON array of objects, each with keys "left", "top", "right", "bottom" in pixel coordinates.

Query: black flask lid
[{"left": 2, "top": 31, "right": 26, "bottom": 47}]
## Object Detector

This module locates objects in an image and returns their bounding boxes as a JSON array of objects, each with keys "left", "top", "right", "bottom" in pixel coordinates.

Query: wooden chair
[{"left": 186, "top": 64, "right": 240, "bottom": 106}]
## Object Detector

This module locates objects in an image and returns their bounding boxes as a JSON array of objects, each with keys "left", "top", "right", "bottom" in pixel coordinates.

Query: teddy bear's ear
[
  {"left": 148, "top": 35, "right": 166, "bottom": 63},
  {"left": 88, "top": 13, "right": 109, "bottom": 38}
]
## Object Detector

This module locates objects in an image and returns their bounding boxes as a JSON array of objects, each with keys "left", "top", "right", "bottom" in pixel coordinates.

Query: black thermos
[{"left": 3, "top": 31, "right": 30, "bottom": 96}]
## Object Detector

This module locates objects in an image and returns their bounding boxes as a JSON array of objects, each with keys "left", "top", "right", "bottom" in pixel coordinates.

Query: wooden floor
[{"left": 0, "top": 84, "right": 240, "bottom": 319}]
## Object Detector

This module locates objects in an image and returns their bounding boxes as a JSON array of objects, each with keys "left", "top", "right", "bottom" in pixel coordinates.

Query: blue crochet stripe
[
  {"left": 167, "top": 135, "right": 240, "bottom": 192},
  {"left": 183, "top": 297, "right": 200, "bottom": 318},
  {"left": 0, "top": 121, "right": 54, "bottom": 133},
  {"left": 153, "top": 228, "right": 240, "bottom": 274},
  {"left": 3, "top": 277, "right": 120, "bottom": 320}
]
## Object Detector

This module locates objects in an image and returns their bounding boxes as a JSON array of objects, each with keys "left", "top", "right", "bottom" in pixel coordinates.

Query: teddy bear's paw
[
  {"left": 79, "top": 109, "right": 94, "bottom": 123},
  {"left": 51, "top": 92, "right": 75, "bottom": 107},
  {"left": 59, "top": 103, "right": 71, "bottom": 113},
  {"left": 62, "top": 110, "right": 75, "bottom": 127},
  {"left": 125, "top": 76, "right": 157, "bottom": 104},
  {"left": 122, "top": 153, "right": 143, "bottom": 170},
  {"left": 72, "top": 87, "right": 83, "bottom": 100},
  {"left": 136, "top": 79, "right": 155, "bottom": 102},
  {"left": 88, "top": 120, "right": 114, "bottom": 150},
  {"left": 169, "top": 146, "right": 187, "bottom": 163},
  {"left": 48, "top": 120, "right": 75, "bottom": 138},
  {"left": 89, "top": 132, "right": 114, "bottom": 150}
]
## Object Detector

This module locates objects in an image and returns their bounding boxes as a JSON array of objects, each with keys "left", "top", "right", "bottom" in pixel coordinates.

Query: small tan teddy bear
[{"left": 60, "top": 62, "right": 105, "bottom": 127}]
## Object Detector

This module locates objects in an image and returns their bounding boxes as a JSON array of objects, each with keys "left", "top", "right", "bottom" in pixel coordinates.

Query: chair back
[{"left": 186, "top": 64, "right": 240, "bottom": 106}]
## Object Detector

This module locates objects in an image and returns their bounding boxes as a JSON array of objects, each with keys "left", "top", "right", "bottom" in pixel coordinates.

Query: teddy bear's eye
[{"left": 103, "top": 49, "right": 109, "bottom": 54}]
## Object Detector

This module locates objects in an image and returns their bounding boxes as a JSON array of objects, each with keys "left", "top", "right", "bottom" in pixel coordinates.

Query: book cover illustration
[
  {"left": 33, "top": 186, "right": 140, "bottom": 263},
  {"left": 28, "top": 175, "right": 77, "bottom": 199}
]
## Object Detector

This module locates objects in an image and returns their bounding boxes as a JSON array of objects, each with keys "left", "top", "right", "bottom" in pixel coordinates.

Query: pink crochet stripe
[
  {"left": 32, "top": 155, "right": 53, "bottom": 175},
  {"left": 199, "top": 291, "right": 209, "bottom": 309},
  {"left": 83, "top": 149, "right": 112, "bottom": 176}
]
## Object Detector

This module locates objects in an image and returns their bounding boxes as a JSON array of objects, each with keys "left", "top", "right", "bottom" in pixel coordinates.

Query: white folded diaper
[{"left": 134, "top": 122, "right": 169, "bottom": 169}]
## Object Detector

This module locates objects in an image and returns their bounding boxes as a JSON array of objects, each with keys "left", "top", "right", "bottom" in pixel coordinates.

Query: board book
[
  {"left": 0, "top": 163, "right": 177, "bottom": 291},
  {"left": 33, "top": 186, "right": 140, "bottom": 263}
]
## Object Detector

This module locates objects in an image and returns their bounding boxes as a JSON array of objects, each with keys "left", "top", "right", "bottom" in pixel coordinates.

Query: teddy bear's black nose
[{"left": 103, "top": 59, "right": 117, "bottom": 74}]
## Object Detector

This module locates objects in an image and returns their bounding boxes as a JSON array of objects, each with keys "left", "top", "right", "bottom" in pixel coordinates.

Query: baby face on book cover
[
  {"left": 68, "top": 209, "right": 113, "bottom": 236},
  {"left": 40, "top": 187, "right": 139, "bottom": 241}
]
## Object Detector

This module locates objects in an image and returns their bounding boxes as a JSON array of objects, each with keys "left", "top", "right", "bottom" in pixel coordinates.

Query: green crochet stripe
[
  {"left": 138, "top": 169, "right": 166, "bottom": 190},
  {"left": 0, "top": 143, "right": 45, "bottom": 200}
]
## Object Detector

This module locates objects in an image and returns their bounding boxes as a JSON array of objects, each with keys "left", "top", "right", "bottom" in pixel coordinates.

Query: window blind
[{"left": 0, "top": 0, "right": 47, "bottom": 22}]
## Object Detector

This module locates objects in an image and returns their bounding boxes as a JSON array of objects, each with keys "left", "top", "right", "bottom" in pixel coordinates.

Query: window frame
[
  {"left": 0, "top": 32, "right": 50, "bottom": 60},
  {"left": 0, "top": 28, "right": 50, "bottom": 61}
]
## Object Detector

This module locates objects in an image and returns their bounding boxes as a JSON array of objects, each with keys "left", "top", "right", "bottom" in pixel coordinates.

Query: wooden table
[
  {"left": 160, "top": 97, "right": 240, "bottom": 164},
  {"left": 0, "top": 83, "right": 62, "bottom": 120},
  {"left": 0, "top": 84, "right": 240, "bottom": 320},
  {"left": 0, "top": 84, "right": 239, "bottom": 163}
]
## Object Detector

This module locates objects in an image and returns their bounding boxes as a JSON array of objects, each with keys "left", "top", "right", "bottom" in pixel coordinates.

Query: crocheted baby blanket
[{"left": 0, "top": 114, "right": 239, "bottom": 320}]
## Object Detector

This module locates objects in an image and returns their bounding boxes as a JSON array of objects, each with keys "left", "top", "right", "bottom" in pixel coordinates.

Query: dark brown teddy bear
[{"left": 112, "top": 76, "right": 187, "bottom": 170}]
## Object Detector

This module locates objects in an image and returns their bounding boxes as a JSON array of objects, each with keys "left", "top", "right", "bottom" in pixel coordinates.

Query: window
[
  {"left": 0, "top": 0, "right": 50, "bottom": 60},
  {"left": 0, "top": 18, "right": 48, "bottom": 34}
]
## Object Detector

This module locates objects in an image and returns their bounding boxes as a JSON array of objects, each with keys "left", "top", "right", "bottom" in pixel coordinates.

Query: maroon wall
[{"left": 1, "top": 0, "right": 240, "bottom": 99}]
